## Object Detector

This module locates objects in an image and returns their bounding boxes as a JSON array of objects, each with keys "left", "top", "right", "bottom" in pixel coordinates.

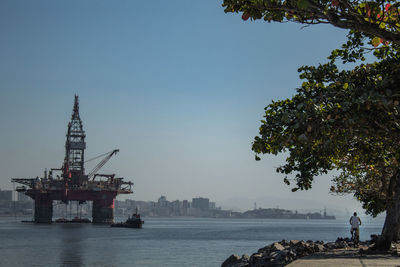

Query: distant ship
[{"left": 111, "top": 208, "right": 144, "bottom": 228}]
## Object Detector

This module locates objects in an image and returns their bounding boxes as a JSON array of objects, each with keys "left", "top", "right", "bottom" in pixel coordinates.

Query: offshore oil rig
[{"left": 11, "top": 95, "right": 133, "bottom": 223}]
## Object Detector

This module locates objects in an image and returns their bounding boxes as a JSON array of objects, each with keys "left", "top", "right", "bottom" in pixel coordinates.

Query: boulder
[
  {"left": 287, "top": 248, "right": 297, "bottom": 259},
  {"left": 280, "top": 239, "right": 290, "bottom": 246},
  {"left": 370, "top": 234, "right": 380, "bottom": 244},
  {"left": 273, "top": 250, "right": 286, "bottom": 261},
  {"left": 221, "top": 255, "right": 240, "bottom": 267},
  {"left": 291, "top": 241, "right": 315, "bottom": 257},
  {"left": 249, "top": 253, "right": 263, "bottom": 264},
  {"left": 221, "top": 254, "right": 250, "bottom": 267},
  {"left": 269, "top": 251, "right": 279, "bottom": 259},
  {"left": 258, "top": 245, "right": 272, "bottom": 254},
  {"left": 290, "top": 240, "right": 301, "bottom": 246},
  {"left": 314, "top": 243, "right": 325, "bottom": 252},
  {"left": 271, "top": 242, "right": 285, "bottom": 251},
  {"left": 325, "top": 242, "right": 336, "bottom": 250},
  {"left": 335, "top": 240, "right": 349, "bottom": 249}
]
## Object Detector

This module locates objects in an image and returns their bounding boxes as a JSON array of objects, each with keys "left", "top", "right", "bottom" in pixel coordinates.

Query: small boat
[
  {"left": 55, "top": 218, "right": 68, "bottom": 223},
  {"left": 111, "top": 208, "right": 144, "bottom": 228},
  {"left": 55, "top": 217, "right": 91, "bottom": 223},
  {"left": 71, "top": 217, "right": 91, "bottom": 223}
]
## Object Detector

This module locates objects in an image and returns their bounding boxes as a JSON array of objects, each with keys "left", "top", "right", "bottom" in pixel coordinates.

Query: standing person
[{"left": 350, "top": 212, "right": 362, "bottom": 246}]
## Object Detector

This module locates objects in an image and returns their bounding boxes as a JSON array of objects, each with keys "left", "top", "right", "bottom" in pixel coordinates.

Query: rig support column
[
  {"left": 34, "top": 194, "right": 53, "bottom": 223},
  {"left": 92, "top": 194, "right": 115, "bottom": 224}
]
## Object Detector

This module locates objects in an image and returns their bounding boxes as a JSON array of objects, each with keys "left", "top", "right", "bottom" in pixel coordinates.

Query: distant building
[
  {"left": 134, "top": 200, "right": 156, "bottom": 216},
  {"left": 157, "top": 196, "right": 170, "bottom": 216},
  {"left": 209, "top": 202, "right": 216, "bottom": 210},
  {"left": 158, "top": 196, "right": 168, "bottom": 207},
  {"left": 182, "top": 200, "right": 189, "bottom": 209},
  {"left": 125, "top": 199, "right": 136, "bottom": 208},
  {"left": 18, "top": 192, "right": 31, "bottom": 202},
  {"left": 171, "top": 200, "right": 181, "bottom": 216},
  {"left": 0, "top": 190, "right": 12, "bottom": 201},
  {"left": 192, "top": 197, "right": 209, "bottom": 211},
  {"left": 182, "top": 200, "right": 189, "bottom": 216},
  {"left": 115, "top": 200, "right": 129, "bottom": 216}
]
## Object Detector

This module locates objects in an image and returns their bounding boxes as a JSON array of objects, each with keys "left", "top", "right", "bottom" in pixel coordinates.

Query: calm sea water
[{"left": 0, "top": 216, "right": 384, "bottom": 267}]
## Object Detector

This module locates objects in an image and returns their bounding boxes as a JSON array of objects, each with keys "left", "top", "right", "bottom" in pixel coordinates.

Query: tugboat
[{"left": 111, "top": 208, "right": 144, "bottom": 228}]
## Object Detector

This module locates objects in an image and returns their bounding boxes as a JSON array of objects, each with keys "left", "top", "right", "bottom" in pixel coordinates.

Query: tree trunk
[{"left": 377, "top": 172, "right": 400, "bottom": 250}]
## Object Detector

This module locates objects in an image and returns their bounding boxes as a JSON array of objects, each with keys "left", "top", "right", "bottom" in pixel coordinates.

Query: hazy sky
[{"left": 0, "top": 0, "right": 365, "bottom": 213}]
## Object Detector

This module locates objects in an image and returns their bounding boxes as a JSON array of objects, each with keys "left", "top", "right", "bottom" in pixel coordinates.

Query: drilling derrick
[
  {"left": 64, "top": 95, "right": 86, "bottom": 186},
  {"left": 11, "top": 95, "right": 133, "bottom": 224}
]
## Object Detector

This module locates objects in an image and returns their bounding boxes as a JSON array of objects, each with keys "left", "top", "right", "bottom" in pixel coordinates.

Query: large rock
[
  {"left": 258, "top": 245, "right": 272, "bottom": 254},
  {"left": 290, "top": 240, "right": 301, "bottom": 246},
  {"left": 249, "top": 252, "right": 263, "bottom": 264},
  {"left": 314, "top": 243, "right": 325, "bottom": 252},
  {"left": 325, "top": 242, "right": 337, "bottom": 250},
  {"left": 287, "top": 248, "right": 297, "bottom": 259},
  {"left": 334, "top": 238, "right": 350, "bottom": 249},
  {"left": 271, "top": 242, "right": 285, "bottom": 251},
  {"left": 280, "top": 239, "right": 290, "bottom": 246},
  {"left": 221, "top": 255, "right": 240, "bottom": 267},
  {"left": 221, "top": 254, "right": 249, "bottom": 267}
]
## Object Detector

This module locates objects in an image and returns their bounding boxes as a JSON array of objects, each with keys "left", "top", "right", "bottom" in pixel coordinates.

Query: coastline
[{"left": 222, "top": 238, "right": 400, "bottom": 267}]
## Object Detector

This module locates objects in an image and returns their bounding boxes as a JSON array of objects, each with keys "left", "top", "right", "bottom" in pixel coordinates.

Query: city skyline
[{"left": 0, "top": 189, "right": 339, "bottom": 218}]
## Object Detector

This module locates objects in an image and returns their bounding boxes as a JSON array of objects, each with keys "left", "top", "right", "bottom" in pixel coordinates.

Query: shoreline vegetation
[{"left": 222, "top": 237, "right": 400, "bottom": 267}]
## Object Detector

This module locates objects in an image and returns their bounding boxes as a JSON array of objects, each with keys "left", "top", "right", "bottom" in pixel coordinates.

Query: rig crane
[{"left": 87, "top": 149, "right": 119, "bottom": 180}]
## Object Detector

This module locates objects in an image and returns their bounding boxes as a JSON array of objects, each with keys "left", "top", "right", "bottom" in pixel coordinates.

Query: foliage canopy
[
  {"left": 223, "top": 0, "right": 400, "bottom": 46},
  {"left": 223, "top": 0, "right": 400, "bottom": 244},
  {"left": 252, "top": 44, "right": 400, "bottom": 216}
]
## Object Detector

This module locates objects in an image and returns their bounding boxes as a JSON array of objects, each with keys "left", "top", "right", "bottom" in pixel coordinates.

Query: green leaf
[
  {"left": 284, "top": 177, "right": 290, "bottom": 185},
  {"left": 297, "top": 0, "right": 309, "bottom": 9}
]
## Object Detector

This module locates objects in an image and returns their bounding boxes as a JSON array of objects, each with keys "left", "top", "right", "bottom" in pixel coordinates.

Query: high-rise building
[
  {"left": 192, "top": 197, "right": 209, "bottom": 211},
  {"left": 158, "top": 196, "right": 168, "bottom": 207},
  {"left": 0, "top": 190, "right": 12, "bottom": 201},
  {"left": 182, "top": 200, "right": 189, "bottom": 216},
  {"left": 182, "top": 200, "right": 189, "bottom": 209},
  {"left": 171, "top": 200, "right": 181, "bottom": 216}
]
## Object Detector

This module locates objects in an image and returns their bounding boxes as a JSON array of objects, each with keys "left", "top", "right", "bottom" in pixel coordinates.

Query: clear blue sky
[{"left": 0, "top": 0, "right": 363, "bottom": 213}]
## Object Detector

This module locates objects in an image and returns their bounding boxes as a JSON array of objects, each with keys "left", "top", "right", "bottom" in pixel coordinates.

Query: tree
[
  {"left": 222, "top": 0, "right": 400, "bottom": 249},
  {"left": 223, "top": 0, "right": 400, "bottom": 46},
  {"left": 252, "top": 49, "right": 400, "bottom": 248}
]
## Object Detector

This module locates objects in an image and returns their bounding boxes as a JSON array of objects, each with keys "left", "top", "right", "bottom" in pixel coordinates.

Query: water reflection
[{"left": 59, "top": 224, "right": 84, "bottom": 267}]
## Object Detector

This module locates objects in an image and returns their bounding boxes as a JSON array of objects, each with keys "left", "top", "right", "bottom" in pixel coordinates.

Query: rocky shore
[{"left": 222, "top": 237, "right": 400, "bottom": 267}]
